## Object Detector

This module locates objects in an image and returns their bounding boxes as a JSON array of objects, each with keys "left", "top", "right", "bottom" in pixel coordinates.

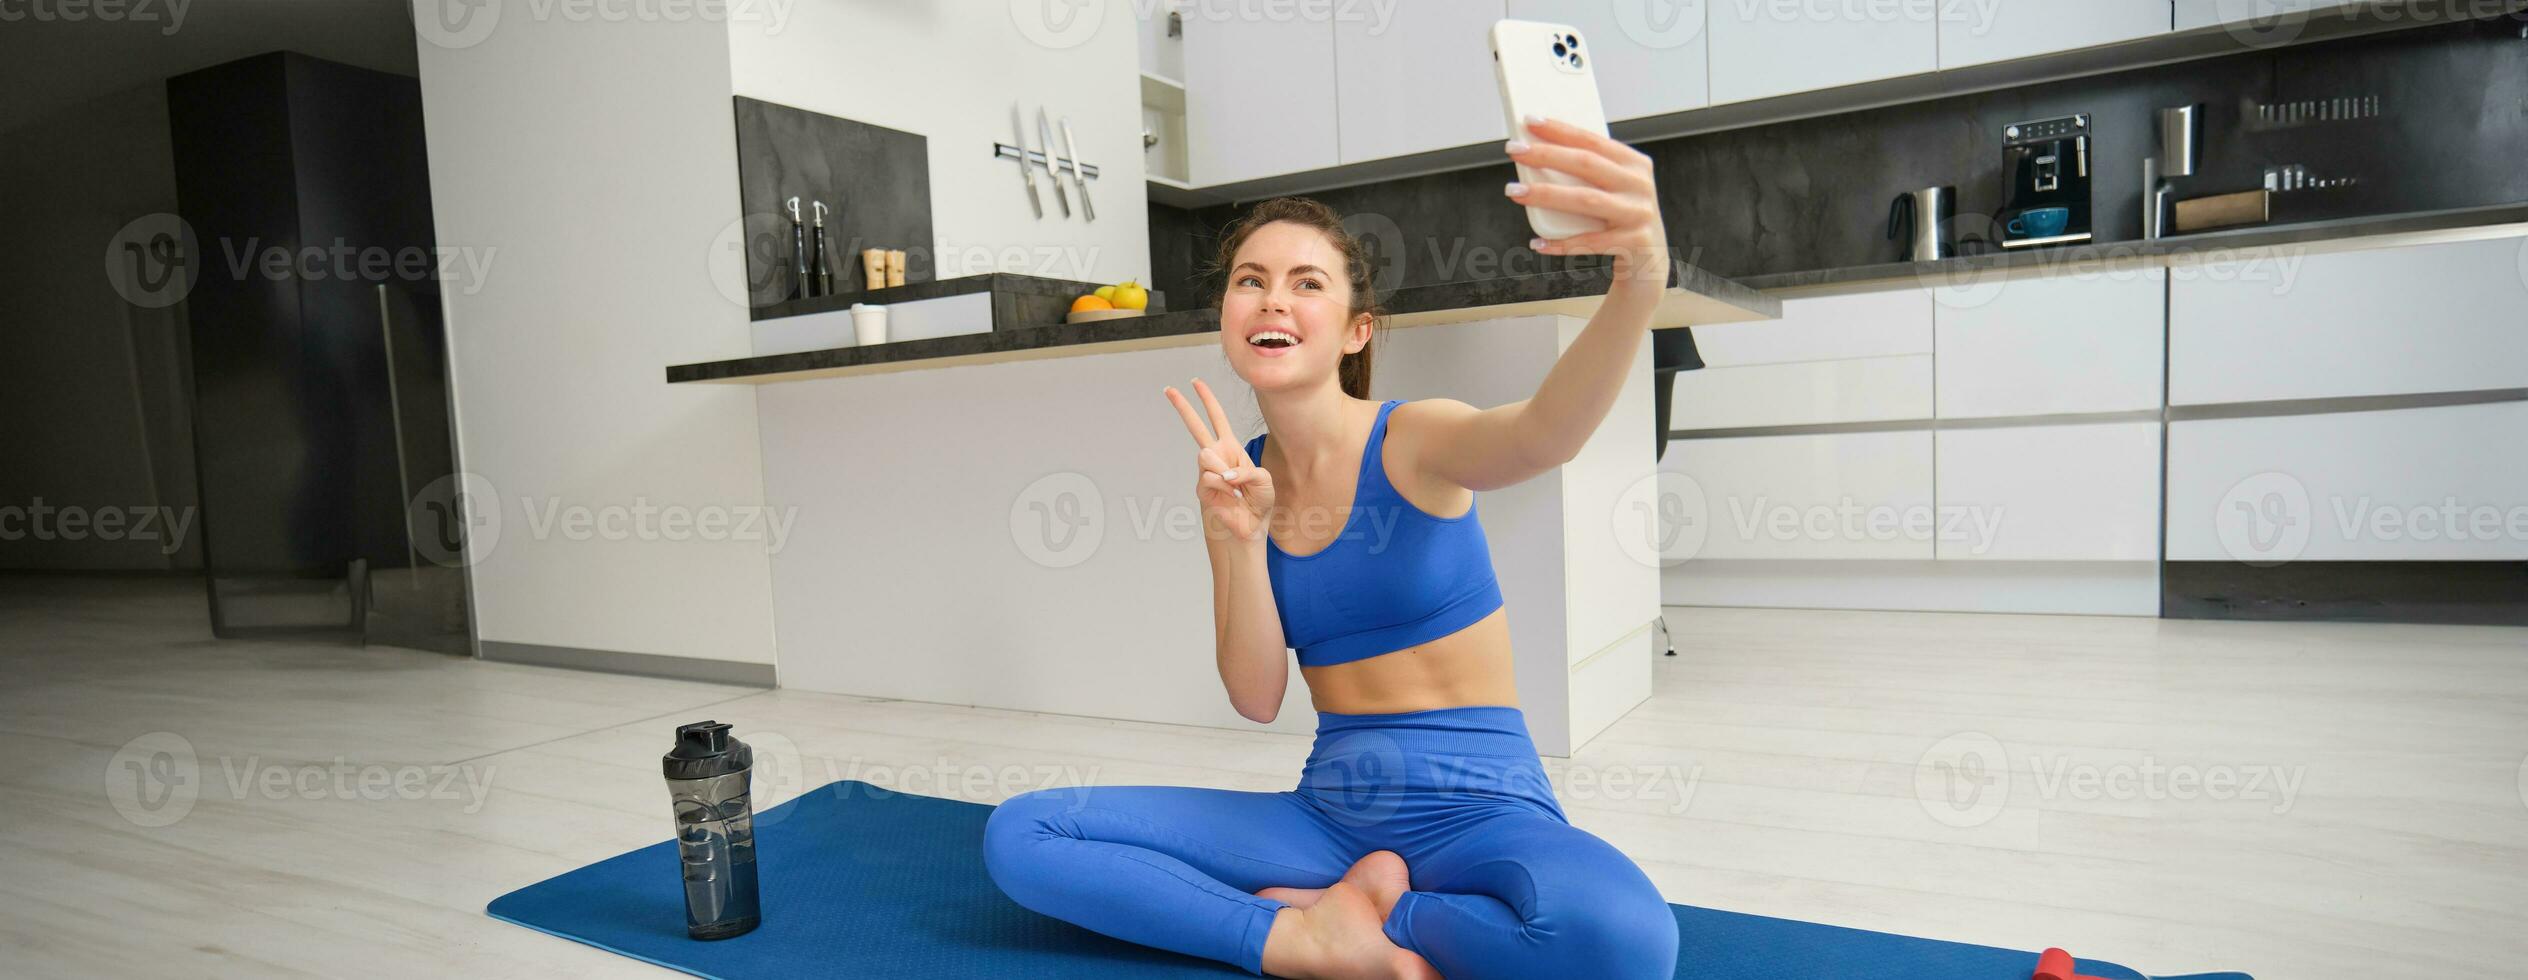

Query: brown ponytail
[{"left": 1207, "top": 197, "right": 1383, "bottom": 399}]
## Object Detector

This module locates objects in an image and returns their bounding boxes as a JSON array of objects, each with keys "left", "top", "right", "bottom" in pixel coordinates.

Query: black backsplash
[
  {"left": 1150, "top": 19, "right": 2528, "bottom": 305},
  {"left": 733, "top": 96, "right": 935, "bottom": 306}
]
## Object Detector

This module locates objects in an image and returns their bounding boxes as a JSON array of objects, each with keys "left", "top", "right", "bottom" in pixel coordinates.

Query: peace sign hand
[{"left": 1163, "top": 378, "right": 1275, "bottom": 543}]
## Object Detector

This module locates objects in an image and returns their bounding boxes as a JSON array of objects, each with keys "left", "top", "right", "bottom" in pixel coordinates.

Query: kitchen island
[{"left": 669, "top": 266, "right": 1775, "bottom": 756}]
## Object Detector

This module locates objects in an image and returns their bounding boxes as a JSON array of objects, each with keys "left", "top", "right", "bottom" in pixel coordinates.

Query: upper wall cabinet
[
  {"left": 1184, "top": 8, "right": 1341, "bottom": 186},
  {"left": 1137, "top": 0, "right": 1184, "bottom": 81},
  {"left": 1336, "top": 1, "right": 1507, "bottom": 165},
  {"left": 1708, "top": 0, "right": 1937, "bottom": 105},
  {"left": 1940, "top": 1, "right": 2171, "bottom": 70},
  {"left": 2172, "top": 0, "right": 2362, "bottom": 31},
  {"left": 1505, "top": 0, "right": 1710, "bottom": 122}
]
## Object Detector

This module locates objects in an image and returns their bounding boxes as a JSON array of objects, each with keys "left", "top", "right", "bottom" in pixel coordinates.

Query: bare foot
[
  {"left": 1256, "top": 853, "right": 1436, "bottom": 980},
  {"left": 1257, "top": 885, "right": 1327, "bottom": 909},
  {"left": 1340, "top": 850, "right": 1414, "bottom": 921},
  {"left": 1256, "top": 851, "right": 1411, "bottom": 914}
]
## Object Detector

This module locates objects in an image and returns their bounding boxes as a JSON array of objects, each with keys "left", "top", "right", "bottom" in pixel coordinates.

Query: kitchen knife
[
  {"left": 1038, "top": 108, "right": 1071, "bottom": 218},
  {"left": 1011, "top": 105, "right": 1042, "bottom": 218},
  {"left": 1061, "top": 116, "right": 1095, "bottom": 222}
]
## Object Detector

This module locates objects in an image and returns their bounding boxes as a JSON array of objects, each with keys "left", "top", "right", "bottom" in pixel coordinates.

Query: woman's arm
[
  {"left": 1166, "top": 380, "right": 1288, "bottom": 723},
  {"left": 1203, "top": 526, "right": 1288, "bottom": 723},
  {"left": 1397, "top": 116, "right": 1671, "bottom": 493}
]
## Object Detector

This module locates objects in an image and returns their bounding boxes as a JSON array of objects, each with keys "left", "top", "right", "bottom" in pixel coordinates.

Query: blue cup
[{"left": 2008, "top": 207, "right": 2071, "bottom": 238}]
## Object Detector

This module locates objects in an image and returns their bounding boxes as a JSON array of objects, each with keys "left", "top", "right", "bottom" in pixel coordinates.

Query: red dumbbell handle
[{"left": 2034, "top": 948, "right": 2115, "bottom": 980}]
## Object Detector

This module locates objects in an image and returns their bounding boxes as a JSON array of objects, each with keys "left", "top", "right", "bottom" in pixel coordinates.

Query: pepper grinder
[
  {"left": 784, "top": 196, "right": 810, "bottom": 299},
  {"left": 808, "top": 201, "right": 835, "bottom": 297}
]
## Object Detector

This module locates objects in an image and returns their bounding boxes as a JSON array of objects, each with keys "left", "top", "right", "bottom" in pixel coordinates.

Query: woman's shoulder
[
  {"left": 1375, "top": 398, "right": 1482, "bottom": 516},
  {"left": 1384, "top": 397, "right": 1481, "bottom": 437}
]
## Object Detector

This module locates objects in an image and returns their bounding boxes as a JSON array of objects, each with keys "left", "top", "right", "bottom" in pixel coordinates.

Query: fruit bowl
[
  {"left": 1065, "top": 308, "right": 1144, "bottom": 325},
  {"left": 1068, "top": 279, "right": 1151, "bottom": 324}
]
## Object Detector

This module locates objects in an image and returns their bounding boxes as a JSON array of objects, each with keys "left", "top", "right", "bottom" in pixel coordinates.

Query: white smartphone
[{"left": 1490, "top": 19, "right": 1612, "bottom": 241}]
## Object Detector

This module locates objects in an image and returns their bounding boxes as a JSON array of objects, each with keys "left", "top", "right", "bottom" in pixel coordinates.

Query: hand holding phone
[
  {"left": 1491, "top": 19, "right": 1668, "bottom": 282},
  {"left": 1492, "top": 20, "right": 1611, "bottom": 240}
]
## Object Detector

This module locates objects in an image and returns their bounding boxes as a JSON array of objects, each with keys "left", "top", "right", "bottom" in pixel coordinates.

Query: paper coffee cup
[{"left": 850, "top": 303, "right": 886, "bottom": 346}]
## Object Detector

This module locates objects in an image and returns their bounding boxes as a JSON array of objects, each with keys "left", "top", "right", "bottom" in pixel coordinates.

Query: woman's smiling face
[{"left": 1219, "top": 220, "right": 1369, "bottom": 394}]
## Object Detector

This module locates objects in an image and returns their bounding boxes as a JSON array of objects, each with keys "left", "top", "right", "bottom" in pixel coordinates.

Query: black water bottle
[{"left": 662, "top": 720, "right": 761, "bottom": 940}]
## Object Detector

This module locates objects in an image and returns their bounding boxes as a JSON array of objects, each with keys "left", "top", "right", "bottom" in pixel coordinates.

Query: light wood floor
[{"left": 4, "top": 577, "right": 2523, "bottom": 978}]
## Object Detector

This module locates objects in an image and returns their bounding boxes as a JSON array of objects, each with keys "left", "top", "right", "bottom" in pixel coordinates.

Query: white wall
[
  {"left": 726, "top": 2, "right": 1152, "bottom": 286},
  {"left": 412, "top": 6, "right": 779, "bottom": 664}
]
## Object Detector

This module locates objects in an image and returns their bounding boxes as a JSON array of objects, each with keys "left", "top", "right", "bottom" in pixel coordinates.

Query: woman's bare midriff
[{"left": 1301, "top": 607, "right": 1520, "bottom": 714}]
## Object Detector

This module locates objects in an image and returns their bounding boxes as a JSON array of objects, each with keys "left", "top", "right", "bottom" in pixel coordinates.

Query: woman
[{"left": 984, "top": 116, "right": 1677, "bottom": 980}]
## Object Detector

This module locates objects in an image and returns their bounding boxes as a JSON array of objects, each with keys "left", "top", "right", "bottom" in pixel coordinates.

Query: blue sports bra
[{"left": 1244, "top": 399, "right": 1506, "bottom": 668}]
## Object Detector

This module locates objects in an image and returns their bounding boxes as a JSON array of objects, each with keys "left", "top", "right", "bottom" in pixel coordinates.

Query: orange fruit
[{"left": 1070, "top": 294, "right": 1114, "bottom": 313}]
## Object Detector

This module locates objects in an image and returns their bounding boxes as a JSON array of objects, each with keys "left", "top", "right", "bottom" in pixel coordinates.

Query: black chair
[{"left": 1651, "top": 327, "right": 1703, "bottom": 657}]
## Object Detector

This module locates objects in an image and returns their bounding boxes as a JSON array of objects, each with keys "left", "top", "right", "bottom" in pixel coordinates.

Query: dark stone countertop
[
  {"left": 748, "top": 271, "right": 1161, "bottom": 321},
  {"left": 669, "top": 262, "right": 1777, "bottom": 384},
  {"left": 670, "top": 201, "right": 2528, "bottom": 385},
  {"left": 1737, "top": 202, "right": 2528, "bottom": 292}
]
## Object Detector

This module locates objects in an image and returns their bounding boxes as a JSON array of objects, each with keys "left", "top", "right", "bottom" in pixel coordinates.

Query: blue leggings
[{"left": 981, "top": 705, "right": 1679, "bottom": 979}]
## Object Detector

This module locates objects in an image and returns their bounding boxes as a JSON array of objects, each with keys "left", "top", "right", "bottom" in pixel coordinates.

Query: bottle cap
[{"left": 662, "top": 720, "right": 753, "bottom": 780}]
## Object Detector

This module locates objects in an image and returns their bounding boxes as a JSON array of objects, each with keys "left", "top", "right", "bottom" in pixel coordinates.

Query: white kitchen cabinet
[
  {"left": 1137, "top": 0, "right": 1184, "bottom": 81},
  {"left": 1335, "top": 0, "right": 1506, "bottom": 165},
  {"left": 2173, "top": 0, "right": 2364, "bottom": 31},
  {"left": 1940, "top": 1, "right": 2170, "bottom": 69},
  {"left": 1184, "top": 8, "right": 1341, "bottom": 185},
  {"left": 1671, "top": 286, "right": 1934, "bottom": 432},
  {"left": 1669, "top": 356, "right": 1935, "bottom": 431},
  {"left": 1935, "top": 269, "right": 2165, "bottom": 419},
  {"left": 1708, "top": 0, "right": 1937, "bottom": 105},
  {"left": 1692, "top": 286, "right": 1933, "bottom": 367},
  {"left": 2166, "top": 402, "right": 2528, "bottom": 562},
  {"left": 1936, "top": 422, "right": 2163, "bottom": 561},
  {"left": 1504, "top": 0, "right": 1709, "bottom": 122},
  {"left": 2168, "top": 236, "right": 2528, "bottom": 406},
  {"left": 1666, "top": 430, "right": 1937, "bottom": 560}
]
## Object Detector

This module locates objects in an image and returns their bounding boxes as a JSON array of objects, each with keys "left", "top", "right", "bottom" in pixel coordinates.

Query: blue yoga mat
[{"left": 488, "top": 780, "right": 2249, "bottom": 980}]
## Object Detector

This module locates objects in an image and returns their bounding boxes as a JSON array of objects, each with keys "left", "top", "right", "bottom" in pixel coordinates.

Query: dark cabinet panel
[{"left": 167, "top": 52, "right": 469, "bottom": 652}]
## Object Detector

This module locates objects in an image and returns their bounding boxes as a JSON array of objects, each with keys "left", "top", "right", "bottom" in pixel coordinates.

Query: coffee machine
[{"left": 1997, "top": 113, "right": 2094, "bottom": 249}]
